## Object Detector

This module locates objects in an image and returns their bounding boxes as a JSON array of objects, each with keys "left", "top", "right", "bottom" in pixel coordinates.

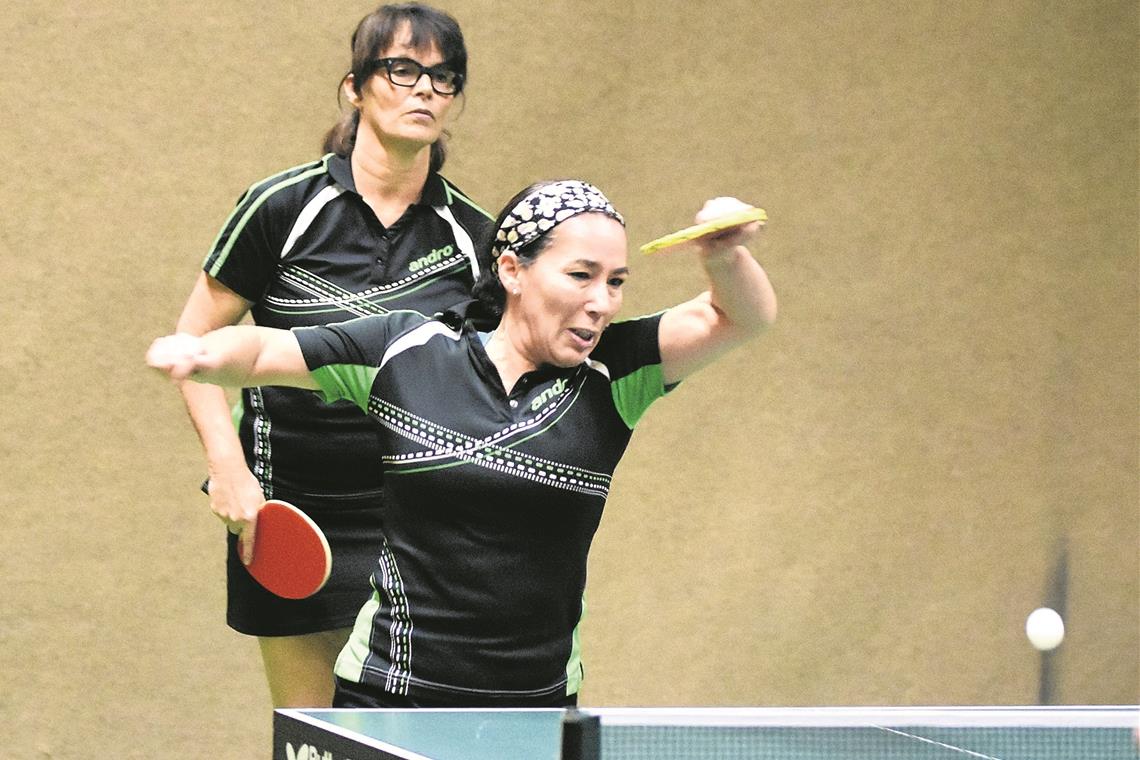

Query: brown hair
[{"left": 321, "top": 3, "right": 468, "bottom": 172}]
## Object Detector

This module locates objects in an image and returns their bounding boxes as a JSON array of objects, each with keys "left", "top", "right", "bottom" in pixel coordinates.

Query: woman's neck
[
  {"left": 484, "top": 319, "right": 537, "bottom": 393},
  {"left": 350, "top": 132, "right": 431, "bottom": 225}
]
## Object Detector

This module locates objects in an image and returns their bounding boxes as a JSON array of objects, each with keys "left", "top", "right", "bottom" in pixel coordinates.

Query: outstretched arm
[
  {"left": 658, "top": 197, "right": 777, "bottom": 385},
  {"left": 147, "top": 323, "right": 318, "bottom": 390}
]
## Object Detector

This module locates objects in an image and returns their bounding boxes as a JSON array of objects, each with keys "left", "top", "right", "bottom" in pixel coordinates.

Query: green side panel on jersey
[
  {"left": 610, "top": 362, "right": 667, "bottom": 429},
  {"left": 310, "top": 363, "right": 381, "bottom": 412},
  {"left": 334, "top": 592, "right": 382, "bottom": 683},
  {"left": 564, "top": 592, "right": 588, "bottom": 694}
]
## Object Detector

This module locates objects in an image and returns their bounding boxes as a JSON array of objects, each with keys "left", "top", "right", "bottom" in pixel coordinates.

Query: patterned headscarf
[{"left": 490, "top": 180, "right": 624, "bottom": 262}]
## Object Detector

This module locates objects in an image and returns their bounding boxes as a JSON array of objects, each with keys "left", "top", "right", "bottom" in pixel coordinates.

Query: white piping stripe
[
  {"left": 273, "top": 270, "right": 375, "bottom": 318},
  {"left": 247, "top": 388, "right": 273, "bottom": 496},
  {"left": 378, "top": 322, "right": 460, "bottom": 370},
  {"left": 375, "top": 541, "right": 413, "bottom": 695},
  {"left": 280, "top": 184, "right": 346, "bottom": 259},
  {"left": 432, "top": 204, "right": 480, "bottom": 280}
]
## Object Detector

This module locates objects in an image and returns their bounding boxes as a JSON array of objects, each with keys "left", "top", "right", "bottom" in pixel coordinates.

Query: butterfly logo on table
[{"left": 285, "top": 742, "right": 334, "bottom": 760}]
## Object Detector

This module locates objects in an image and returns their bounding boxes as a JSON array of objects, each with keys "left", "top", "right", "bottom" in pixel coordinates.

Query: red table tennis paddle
[{"left": 242, "top": 499, "right": 332, "bottom": 600}]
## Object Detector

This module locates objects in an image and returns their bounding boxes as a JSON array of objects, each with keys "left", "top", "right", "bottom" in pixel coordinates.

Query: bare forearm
[
  {"left": 178, "top": 378, "right": 245, "bottom": 466},
  {"left": 701, "top": 245, "right": 778, "bottom": 333},
  {"left": 657, "top": 198, "right": 777, "bottom": 384},
  {"left": 191, "top": 325, "right": 269, "bottom": 386},
  {"left": 147, "top": 325, "right": 315, "bottom": 389}
]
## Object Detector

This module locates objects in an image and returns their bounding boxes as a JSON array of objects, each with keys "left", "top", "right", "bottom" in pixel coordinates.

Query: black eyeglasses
[{"left": 368, "top": 57, "right": 463, "bottom": 95}]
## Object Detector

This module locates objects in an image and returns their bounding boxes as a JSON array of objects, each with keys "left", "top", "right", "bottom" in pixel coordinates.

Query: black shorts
[
  {"left": 225, "top": 488, "right": 385, "bottom": 637},
  {"left": 333, "top": 677, "right": 580, "bottom": 709}
]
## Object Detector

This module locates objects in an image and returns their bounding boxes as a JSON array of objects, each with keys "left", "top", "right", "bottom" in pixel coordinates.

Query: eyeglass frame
[{"left": 366, "top": 57, "right": 465, "bottom": 96}]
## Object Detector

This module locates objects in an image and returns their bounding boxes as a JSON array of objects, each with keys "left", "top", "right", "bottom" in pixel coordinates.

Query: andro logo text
[
  {"left": 530, "top": 377, "right": 568, "bottom": 411},
  {"left": 285, "top": 742, "right": 335, "bottom": 760},
  {"left": 408, "top": 244, "right": 454, "bottom": 272}
]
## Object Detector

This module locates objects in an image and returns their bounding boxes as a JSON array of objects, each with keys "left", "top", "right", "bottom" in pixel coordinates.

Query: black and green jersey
[
  {"left": 294, "top": 302, "right": 670, "bottom": 702},
  {"left": 203, "top": 153, "right": 492, "bottom": 495}
]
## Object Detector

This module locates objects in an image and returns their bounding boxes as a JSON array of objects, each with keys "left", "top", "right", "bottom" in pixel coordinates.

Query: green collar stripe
[{"left": 442, "top": 180, "right": 493, "bottom": 219}]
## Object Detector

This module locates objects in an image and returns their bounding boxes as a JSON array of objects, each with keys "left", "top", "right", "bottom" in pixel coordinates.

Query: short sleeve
[
  {"left": 590, "top": 311, "right": 670, "bottom": 429},
  {"left": 204, "top": 183, "right": 290, "bottom": 301},
  {"left": 293, "top": 312, "right": 425, "bottom": 411}
]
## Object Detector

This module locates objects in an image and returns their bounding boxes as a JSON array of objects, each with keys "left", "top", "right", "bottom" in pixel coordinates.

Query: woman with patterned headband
[
  {"left": 168, "top": 4, "right": 492, "bottom": 708},
  {"left": 148, "top": 179, "right": 776, "bottom": 708}
]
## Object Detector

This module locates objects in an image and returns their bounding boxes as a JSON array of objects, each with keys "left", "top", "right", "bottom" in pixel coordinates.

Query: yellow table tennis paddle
[{"left": 640, "top": 207, "right": 767, "bottom": 254}]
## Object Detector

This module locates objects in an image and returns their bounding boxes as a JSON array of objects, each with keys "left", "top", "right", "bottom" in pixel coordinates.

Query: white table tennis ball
[{"left": 1025, "top": 607, "right": 1065, "bottom": 651}]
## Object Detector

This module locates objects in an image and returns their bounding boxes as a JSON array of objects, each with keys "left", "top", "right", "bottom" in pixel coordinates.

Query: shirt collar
[
  {"left": 438, "top": 298, "right": 499, "bottom": 332},
  {"left": 328, "top": 152, "right": 449, "bottom": 207},
  {"left": 440, "top": 301, "right": 587, "bottom": 381}
]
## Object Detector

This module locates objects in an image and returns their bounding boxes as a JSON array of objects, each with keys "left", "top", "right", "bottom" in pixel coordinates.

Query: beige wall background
[{"left": 2, "top": 1, "right": 1136, "bottom": 757}]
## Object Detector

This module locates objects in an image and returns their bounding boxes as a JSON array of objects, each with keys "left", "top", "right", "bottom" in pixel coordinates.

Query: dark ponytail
[{"left": 321, "top": 108, "right": 361, "bottom": 157}]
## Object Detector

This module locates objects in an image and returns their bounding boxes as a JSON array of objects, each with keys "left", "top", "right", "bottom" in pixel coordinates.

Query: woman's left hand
[
  {"left": 692, "top": 197, "right": 764, "bottom": 253},
  {"left": 146, "top": 332, "right": 207, "bottom": 382}
]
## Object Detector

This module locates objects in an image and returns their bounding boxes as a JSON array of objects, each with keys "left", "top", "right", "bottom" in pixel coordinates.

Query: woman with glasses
[
  {"left": 170, "top": 3, "right": 492, "bottom": 708},
  {"left": 149, "top": 180, "right": 776, "bottom": 708}
]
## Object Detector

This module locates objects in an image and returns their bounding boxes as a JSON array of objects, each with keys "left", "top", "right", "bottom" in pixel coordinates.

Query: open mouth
[{"left": 568, "top": 328, "right": 596, "bottom": 344}]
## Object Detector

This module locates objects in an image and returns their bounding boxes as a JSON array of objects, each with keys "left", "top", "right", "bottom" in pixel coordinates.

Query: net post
[
  {"left": 560, "top": 707, "right": 600, "bottom": 760},
  {"left": 1037, "top": 535, "right": 1068, "bottom": 705}
]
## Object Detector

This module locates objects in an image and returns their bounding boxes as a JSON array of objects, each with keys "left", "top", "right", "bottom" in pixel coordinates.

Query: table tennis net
[{"left": 574, "top": 707, "right": 1137, "bottom": 760}]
